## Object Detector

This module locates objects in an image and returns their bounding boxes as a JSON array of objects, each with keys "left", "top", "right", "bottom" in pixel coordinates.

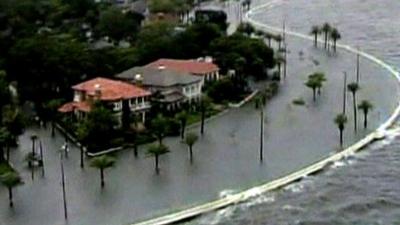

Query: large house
[
  {"left": 58, "top": 77, "right": 151, "bottom": 122},
  {"left": 145, "top": 58, "right": 220, "bottom": 83},
  {"left": 116, "top": 65, "right": 203, "bottom": 110}
]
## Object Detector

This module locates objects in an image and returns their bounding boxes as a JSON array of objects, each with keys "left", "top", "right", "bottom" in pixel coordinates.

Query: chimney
[
  {"left": 135, "top": 73, "right": 143, "bottom": 86},
  {"left": 158, "top": 64, "right": 165, "bottom": 71},
  {"left": 94, "top": 84, "right": 101, "bottom": 99}
]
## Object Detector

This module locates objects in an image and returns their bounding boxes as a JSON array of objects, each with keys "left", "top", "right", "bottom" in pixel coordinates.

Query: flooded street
[{"left": 192, "top": 0, "right": 400, "bottom": 224}]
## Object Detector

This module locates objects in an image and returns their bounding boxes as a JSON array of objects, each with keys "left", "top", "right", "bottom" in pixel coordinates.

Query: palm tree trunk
[
  {"left": 100, "top": 168, "right": 104, "bottom": 188},
  {"left": 278, "top": 63, "right": 281, "bottom": 78},
  {"left": 324, "top": 32, "right": 328, "bottom": 49},
  {"left": 80, "top": 147, "right": 84, "bottom": 169},
  {"left": 314, "top": 34, "right": 317, "bottom": 47},
  {"left": 333, "top": 40, "right": 337, "bottom": 52},
  {"left": 189, "top": 146, "right": 193, "bottom": 163},
  {"left": 181, "top": 121, "right": 186, "bottom": 139},
  {"left": 260, "top": 109, "right": 264, "bottom": 162},
  {"left": 51, "top": 122, "right": 55, "bottom": 137},
  {"left": 353, "top": 93, "right": 357, "bottom": 132},
  {"left": 8, "top": 187, "right": 13, "bottom": 208},
  {"left": 268, "top": 38, "right": 271, "bottom": 47},
  {"left": 133, "top": 144, "right": 138, "bottom": 157},
  {"left": 6, "top": 145, "right": 10, "bottom": 162},
  {"left": 313, "top": 88, "right": 316, "bottom": 102},
  {"left": 155, "top": 155, "right": 159, "bottom": 174},
  {"left": 0, "top": 147, "right": 4, "bottom": 162},
  {"left": 339, "top": 128, "right": 343, "bottom": 147},
  {"left": 364, "top": 111, "right": 368, "bottom": 128}
]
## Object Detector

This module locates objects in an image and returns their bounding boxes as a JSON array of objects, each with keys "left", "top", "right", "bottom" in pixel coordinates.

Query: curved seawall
[{"left": 132, "top": 2, "right": 400, "bottom": 225}]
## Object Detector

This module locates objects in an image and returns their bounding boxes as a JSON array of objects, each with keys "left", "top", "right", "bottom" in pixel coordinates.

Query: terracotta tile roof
[
  {"left": 145, "top": 59, "right": 219, "bottom": 75},
  {"left": 72, "top": 77, "right": 151, "bottom": 101},
  {"left": 58, "top": 101, "right": 92, "bottom": 113}
]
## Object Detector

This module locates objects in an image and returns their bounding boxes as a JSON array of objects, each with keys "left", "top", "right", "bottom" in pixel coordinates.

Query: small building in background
[{"left": 58, "top": 77, "right": 151, "bottom": 122}]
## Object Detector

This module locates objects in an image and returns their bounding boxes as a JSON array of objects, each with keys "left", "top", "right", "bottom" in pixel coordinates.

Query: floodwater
[
  {"left": 0, "top": 0, "right": 399, "bottom": 225},
  {"left": 192, "top": 0, "right": 400, "bottom": 224}
]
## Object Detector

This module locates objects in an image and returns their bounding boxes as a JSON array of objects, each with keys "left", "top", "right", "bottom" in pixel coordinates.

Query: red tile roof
[
  {"left": 145, "top": 59, "right": 219, "bottom": 75},
  {"left": 58, "top": 101, "right": 91, "bottom": 113},
  {"left": 72, "top": 77, "right": 151, "bottom": 101}
]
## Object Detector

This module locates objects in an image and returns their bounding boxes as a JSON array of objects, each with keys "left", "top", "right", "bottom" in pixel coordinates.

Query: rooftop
[
  {"left": 73, "top": 77, "right": 150, "bottom": 101},
  {"left": 145, "top": 58, "right": 219, "bottom": 75},
  {"left": 116, "top": 66, "right": 202, "bottom": 87}
]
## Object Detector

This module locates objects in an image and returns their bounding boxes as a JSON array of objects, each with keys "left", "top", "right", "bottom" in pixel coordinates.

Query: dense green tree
[
  {"left": 347, "top": 82, "right": 360, "bottom": 132},
  {"left": 151, "top": 114, "right": 169, "bottom": 144},
  {"left": 90, "top": 155, "right": 116, "bottom": 188},
  {"left": 358, "top": 100, "right": 373, "bottom": 129},
  {"left": 146, "top": 144, "right": 169, "bottom": 174},
  {"left": 76, "top": 103, "right": 118, "bottom": 152},
  {"left": 334, "top": 114, "right": 347, "bottom": 147},
  {"left": 194, "top": 10, "right": 228, "bottom": 32},
  {"left": 96, "top": 7, "right": 141, "bottom": 43},
  {"left": 42, "top": 99, "right": 63, "bottom": 136},
  {"left": 0, "top": 171, "right": 23, "bottom": 207},
  {"left": 185, "top": 132, "right": 198, "bottom": 163}
]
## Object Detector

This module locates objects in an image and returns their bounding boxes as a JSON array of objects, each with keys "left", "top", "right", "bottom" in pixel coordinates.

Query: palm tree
[
  {"left": 90, "top": 155, "right": 116, "bottom": 188},
  {"left": 0, "top": 172, "right": 23, "bottom": 207},
  {"left": 334, "top": 114, "right": 348, "bottom": 147},
  {"left": 305, "top": 76, "right": 321, "bottom": 102},
  {"left": 151, "top": 114, "right": 169, "bottom": 144},
  {"left": 347, "top": 82, "right": 360, "bottom": 132},
  {"left": 321, "top": 23, "right": 332, "bottom": 49},
  {"left": 310, "top": 25, "right": 320, "bottom": 47},
  {"left": 200, "top": 96, "right": 212, "bottom": 135},
  {"left": 176, "top": 110, "right": 188, "bottom": 140},
  {"left": 146, "top": 144, "right": 169, "bottom": 174},
  {"left": 358, "top": 100, "right": 373, "bottom": 129},
  {"left": 185, "top": 132, "right": 198, "bottom": 163},
  {"left": 330, "top": 28, "right": 341, "bottom": 52},
  {"left": 310, "top": 72, "right": 327, "bottom": 95},
  {"left": 255, "top": 92, "right": 267, "bottom": 162}
]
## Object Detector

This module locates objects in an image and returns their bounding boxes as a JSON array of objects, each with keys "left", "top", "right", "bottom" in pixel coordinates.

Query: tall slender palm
[
  {"left": 305, "top": 75, "right": 322, "bottom": 102},
  {"left": 146, "top": 144, "right": 169, "bottom": 174},
  {"left": 358, "top": 100, "right": 373, "bottom": 129},
  {"left": 330, "top": 28, "right": 341, "bottom": 52},
  {"left": 347, "top": 82, "right": 360, "bottom": 132},
  {"left": 176, "top": 110, "right": 188, "bottom": 140},
  {"left": 334, "top": 114, "right": 348, "bottom": 147},
  {"left": 310, "top": 25, "right": 320, "bottom": 47},
  {"left": 200, "top": 96, "right": 211, "bottom": 135},
  {"left": 321, "top": 23, "right": 332, "bottom": 49},
  {"left": 0, "top": 172, "right": 23, "bottom": 207},
  {"left": 185, "top": 132, "right": 198, "bottom": 163},
  {"left": 255, "top": 92, "right": 267, "bottom": 162},
  {"left": 90, "top": 155, "right": 116, "bottom": 188}
]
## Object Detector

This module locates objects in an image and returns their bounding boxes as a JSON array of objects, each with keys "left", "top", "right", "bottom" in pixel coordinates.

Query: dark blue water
[{"left": 191, "top": 0, "right": 400, "bottom": 224}]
